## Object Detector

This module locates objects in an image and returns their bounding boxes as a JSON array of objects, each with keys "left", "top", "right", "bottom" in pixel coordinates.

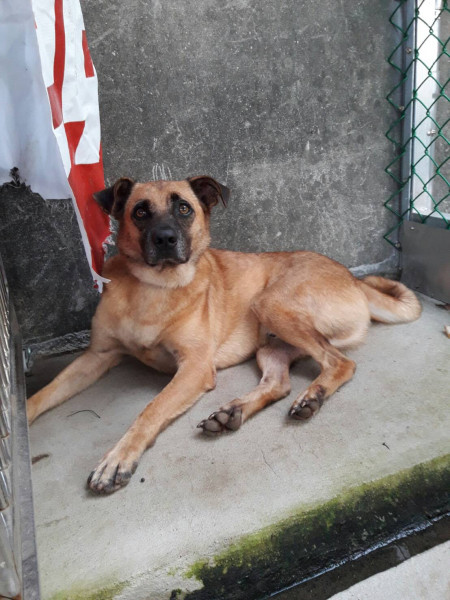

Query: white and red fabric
[{"left": 0, "top": 0, "right": 110, "bottom": 290}]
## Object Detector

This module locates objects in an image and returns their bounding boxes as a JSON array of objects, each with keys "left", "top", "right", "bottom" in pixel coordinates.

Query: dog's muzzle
[
  {"left": 151, "top": 225, "right": 178, "bottom": 251},
  {"left": 144, "top": 224, "right": 189, "bottom": 266}
]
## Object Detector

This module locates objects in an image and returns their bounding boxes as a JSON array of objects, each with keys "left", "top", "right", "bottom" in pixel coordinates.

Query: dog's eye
[
  {"left": 179, "top": 203, "right": 192, "bottom": 216},
  {"left": 134, "top": 207, "right": 147, "bottom": 219}
]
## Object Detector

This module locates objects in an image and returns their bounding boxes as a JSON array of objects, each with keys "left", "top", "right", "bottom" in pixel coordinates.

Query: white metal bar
[{"left": 411, "top": 0, "right": 445, "bottom": 216}]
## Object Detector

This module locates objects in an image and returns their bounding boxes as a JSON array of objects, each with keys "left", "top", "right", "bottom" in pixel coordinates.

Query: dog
[{"left": 27, "top": 176, "right": 422, "bottom": 494}]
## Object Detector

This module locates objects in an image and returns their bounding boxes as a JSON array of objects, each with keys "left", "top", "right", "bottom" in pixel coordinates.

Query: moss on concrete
[
  {"left": 48, "top": 580, "right": 127, "bottom": 600},
  {"left": 183, "top": 454, "right": 450, "bottom": 600}
]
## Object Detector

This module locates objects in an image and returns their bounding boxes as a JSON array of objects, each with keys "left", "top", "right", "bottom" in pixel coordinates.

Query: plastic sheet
[{"left": 0, "top": 0, "right": 110, "bottom": 289}]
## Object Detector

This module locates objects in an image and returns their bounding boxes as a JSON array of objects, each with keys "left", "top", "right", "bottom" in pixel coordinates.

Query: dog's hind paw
[
  {"left": 289, "top": 385, "right": 326, "bottom": 421},
  {"left": 197, "top": 406, "right": 242, "bottom": 436}
]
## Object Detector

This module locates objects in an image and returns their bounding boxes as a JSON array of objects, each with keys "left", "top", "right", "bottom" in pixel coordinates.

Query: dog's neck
[{"left": 126, "top": 258, "right": 198, "bottom": 289}]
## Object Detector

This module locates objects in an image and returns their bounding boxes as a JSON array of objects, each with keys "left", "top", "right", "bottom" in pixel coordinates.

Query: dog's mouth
[
  {"left": 145, "top": 256, "right": 190, "bottom": 268},
  {"left": 123, "top": 252, "right": 190, "bottom": 270}
]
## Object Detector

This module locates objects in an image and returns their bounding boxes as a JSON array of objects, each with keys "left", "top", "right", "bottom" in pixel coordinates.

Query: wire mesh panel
[{"left": 385, "top": 0, "right": 449, "bottom": 247}]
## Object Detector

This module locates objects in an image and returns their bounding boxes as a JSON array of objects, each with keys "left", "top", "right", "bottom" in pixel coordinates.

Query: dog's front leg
[
  {"left": 27, "top": 348, "right": 122, "bottom": 423},
  {"left": 87, "top": 355, "right": 216, "bottom": 494}
]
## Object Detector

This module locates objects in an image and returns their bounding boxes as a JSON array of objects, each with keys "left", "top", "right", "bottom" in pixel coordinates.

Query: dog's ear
[
  {"left": 187, "top": 176, "right": 229, "bottom": 212},
  {"left": 93, "top": 177, "right": 135, "bottom": 219}
]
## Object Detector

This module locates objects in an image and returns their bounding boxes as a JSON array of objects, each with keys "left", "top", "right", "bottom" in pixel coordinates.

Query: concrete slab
[
  {"left": 329, "top": 541, "right": 450, "bottom": 600},
  {"left": 26, "top": 294, "right": 450, "bottom": 600}
]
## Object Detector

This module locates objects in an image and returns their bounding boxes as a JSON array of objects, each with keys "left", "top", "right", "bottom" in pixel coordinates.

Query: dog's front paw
[
  {"left": 289, "top": 385, "right": 326, "bottom": 420},
  {"left": 87, "top": 447, "right": 139, "bottom": 494},
  {"left": 197, "top": 405, "right": 242, "bottom": 436}
]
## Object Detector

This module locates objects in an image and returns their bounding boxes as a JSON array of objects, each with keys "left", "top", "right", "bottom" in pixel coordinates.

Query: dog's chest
[
  {"left": 101, "top": 282, "right": 172, "bottom": 352},
  {"left": 113, "top": 316, "right": 162, "bottom": 352}
]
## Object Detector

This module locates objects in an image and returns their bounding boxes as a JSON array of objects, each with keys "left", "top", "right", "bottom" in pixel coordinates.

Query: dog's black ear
[
  {"left": 93, "top": 177, "right": 135, "bottom": 218},
  {"left": 187, "top": 176, "right": 229, "bottom": 212}
]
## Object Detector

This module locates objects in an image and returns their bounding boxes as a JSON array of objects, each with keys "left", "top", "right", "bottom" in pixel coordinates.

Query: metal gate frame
[{"left": 386, "top": 0, "right": 450, "bottom": 302}]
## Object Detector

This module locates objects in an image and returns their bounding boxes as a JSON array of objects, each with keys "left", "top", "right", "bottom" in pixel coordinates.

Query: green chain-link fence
[{"left": 385, "top": 0, "right": 449, "bottom": 247}]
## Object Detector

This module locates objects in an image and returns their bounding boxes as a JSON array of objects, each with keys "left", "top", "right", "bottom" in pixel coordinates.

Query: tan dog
[{"left": 27, "top": 176, "right": 421, "bottom": 494}]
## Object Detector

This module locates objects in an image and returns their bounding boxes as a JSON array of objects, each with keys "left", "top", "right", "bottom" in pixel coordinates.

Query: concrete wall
[
  {"left": 0, "top": 184, "right": 98, "bottom": 346},
  {"left": 0, "top": 0, "right": 399, "bottom": 346}
]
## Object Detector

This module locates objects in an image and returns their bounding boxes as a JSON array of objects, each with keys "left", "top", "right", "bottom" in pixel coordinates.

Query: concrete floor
[
  {"left": 26, "top": 294, "right": 450, "bottom": 600},
  {"left": 329, "top": 541, "right": 450, "bottom": 600}
]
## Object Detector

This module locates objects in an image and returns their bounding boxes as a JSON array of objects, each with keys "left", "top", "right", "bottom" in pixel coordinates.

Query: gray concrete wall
[
  {"left": 0, "top": 184, "right": 98, "bottom": 346},
  {"left": 0, "top": 0, "right": 399, "bottom": 346},
  {"left": 86, "top": 0, "right": 398, "bottom": 264}
]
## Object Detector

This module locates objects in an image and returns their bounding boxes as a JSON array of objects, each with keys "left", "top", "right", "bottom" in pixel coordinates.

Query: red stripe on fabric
[
  {"left": 81, "top": 30, "right": 95, "bottom": 78},
  {"left": 64, "top": 120, "right": 85, "bottom": 164},
  {"left": 68, "top": 145, "right": 109, "bottom": 276},
  {"left": 65, "top": 122, "right": 108, "bottom": 275},
  {"left": 47, "top": 0, "right": 65, "bottom": 129}
]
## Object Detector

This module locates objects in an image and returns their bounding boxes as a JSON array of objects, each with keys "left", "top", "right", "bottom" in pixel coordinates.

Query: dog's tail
[{"left": 358, "top": 276, "right": 422, "bottom": 324}]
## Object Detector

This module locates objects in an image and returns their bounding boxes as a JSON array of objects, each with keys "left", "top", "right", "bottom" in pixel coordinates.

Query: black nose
[{"left": 151, "top": 226, "right": 178, "bottom": 249}]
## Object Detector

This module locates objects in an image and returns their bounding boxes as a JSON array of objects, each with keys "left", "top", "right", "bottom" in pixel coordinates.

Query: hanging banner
[{"left": 0, "top": 0, "right": 110, "bottom": 290}]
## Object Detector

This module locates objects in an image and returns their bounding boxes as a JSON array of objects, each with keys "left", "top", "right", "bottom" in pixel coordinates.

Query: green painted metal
[{"left": 385, "top": 0, "right": 449, "bottom": 247}]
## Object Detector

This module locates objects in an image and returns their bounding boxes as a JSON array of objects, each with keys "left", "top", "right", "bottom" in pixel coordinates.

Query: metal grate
[
  {"left": 385, "top": 0, "right": 449, "bottom": 247},
  {"left": 0, "top": 256, "right": 40, "bottom": 599},
  {"left": 0, "top": 256, "right": 19, "bottom": 598}
]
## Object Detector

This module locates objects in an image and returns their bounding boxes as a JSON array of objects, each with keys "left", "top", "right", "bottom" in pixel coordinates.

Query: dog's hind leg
[
  {"left": 287, "top": 339, "right": 355, "bottom": 420},
  {"left": 198, "top": 337, "right": 303, "bottom": 435},
  {"left": 27, "top": 348, "right": 122, "bottom": 423},
  {"left": 252, "top": 299, "right": 356, "bottom": 421}
]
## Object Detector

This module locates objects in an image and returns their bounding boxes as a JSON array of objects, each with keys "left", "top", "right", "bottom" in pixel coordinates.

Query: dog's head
[{"left": 94, "top": 176, "right": 229, "bottom": 282}]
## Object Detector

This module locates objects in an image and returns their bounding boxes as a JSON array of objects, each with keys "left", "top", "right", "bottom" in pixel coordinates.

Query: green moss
[
  {"left": 49, "top": 580, "right": 128, "bottom": 600},
  {"left": 184, "top": 454, "right": 450, "bottom": 600}
]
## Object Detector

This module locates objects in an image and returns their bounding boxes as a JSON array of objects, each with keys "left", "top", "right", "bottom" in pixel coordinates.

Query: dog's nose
[{"left": 151, "top": 226, "right": 178, "bottom": 249}]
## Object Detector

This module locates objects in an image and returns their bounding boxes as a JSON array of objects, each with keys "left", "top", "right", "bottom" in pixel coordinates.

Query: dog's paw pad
[
  {"left": 197, "top": 406, "right": 242, "bottom": 436},
  {"left": 289, "top": 386, "right": 325, "bottom": 421}
]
